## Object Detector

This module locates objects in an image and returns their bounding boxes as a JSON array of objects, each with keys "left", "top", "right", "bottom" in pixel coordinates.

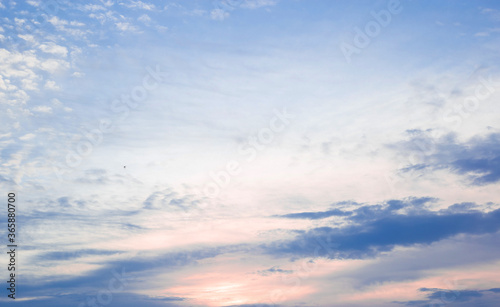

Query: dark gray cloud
[
  {"left": 4, "top": 293, "right": 185, "bottom": 307},
  {"left": 142, "top": 189, "right": 202, "bottom": 211},
  {"left": 275, "top": 197, "right": 437, "bottom": 222},
  {"left": 257, "top": 266, "right": 293, "bottom": 276},
  {"left": 18, "top": 245, "right": 244, "bottom": 305},
  {"left": 35, "top": 249, "right": 123, "bottom": 261},
  {"left": 396, "top": 287, "right": 500, "bottom": 306},
  {"left": 265, "top": 201, "right": 500, "bottom": 259},
  {"left": 275, "top": 208, "right": 352, "bottom": 220},
  {"left": 393, "top": 131, "right": 500, "bottom": 185}
]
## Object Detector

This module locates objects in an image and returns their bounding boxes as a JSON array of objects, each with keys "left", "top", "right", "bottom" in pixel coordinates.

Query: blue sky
[{"left": 1, "top": 0, "right": 500, "bottom": 306}]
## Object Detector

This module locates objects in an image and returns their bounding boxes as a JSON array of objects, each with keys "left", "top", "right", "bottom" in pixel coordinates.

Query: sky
[{"left": 1, "top": 0, "right": 500, "bottom": 306}]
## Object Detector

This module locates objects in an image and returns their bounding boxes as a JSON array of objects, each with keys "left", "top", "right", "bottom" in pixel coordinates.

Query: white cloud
[
  {"left": 211, "top": 8, "right": 229, "bottom": 21},
  {"left": 48, "top": 16, "right": 68, "bottom": 27},
  {"left": 18, "top": 33, "right": 36, "bottom": 43},
  {"left": 26, "top": 0, "right": 40, "bottom": 7},
  {"left": 14, "top": 18, "right": 25, "bottom": 27},
  {"left": 46, "top": 16, "right": 91, "bottom": 37},
  {"left": 69, "top": 20, "right": 85, "bottom": 26},
  {"left": 189, "top": 9, "right": 206, "bottom": 17},
  {"left": 44, "top": 80, "right": 59, "bottom": 90},
  {"left": 481, "top": 7, "right": 500, "bottom": 20},
  {"left": 240, "top": 0, "right": 277, "bottom": 9},
  {"left": 81, "top": 4, "right": 106, "bottom": 11},
  {"left": 122, "top": 0, "right": 155, "bottom": 11},
  {"left": 19, "top": 50, "right": 39, "bottom": 68},
  {"left": 138, "top": 14, "right": 151, "bottom": 23},
  {"left": 21, "top": 78, "right": 38, "bottom": 91},
  {"left": 89, "top": 11, "right": 119, "bottom": 24},
  {"left": 100, "top": 0, "right": 114, "bottom": 7},
  {"left": 39, "top": 42, "right": 68, "bottom": 57},
  {"left": 116, "top": 21, "right": 139, "bottom": 32},
  {"left": 51, "top": 98, "right": 62, "bottom": 106},
  {"left": 32, "top": 105, "right": 52, "bottom": 113},
  {"left": 474, "top": 28, "right": 500, "bottom": 37},
  {"left": 0, "top": 49, "right": 46, "bottom": 103},
  {"left": 156, "top": 25, "right": 168, "bottom": 32},
  {"left": 40, "top": 58, "right": 69, "bottom": 73},
  {"left": 19, "top": 133, "right": 36, "bottom": 140},
  {"left": 0, "top": 75, "right": 9, "bottom": 90}
]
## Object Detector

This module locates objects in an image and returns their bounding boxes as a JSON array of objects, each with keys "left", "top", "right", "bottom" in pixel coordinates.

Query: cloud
[
  {"left": 26, "top": 0, "right": 40, "bottom": 7},
  {"left": 18, "top": 33, "right": 37, "bottom": 44},
  {"left": 40, "top": 58, "right": 69, "bottom": 72},
  {"left": 0, "top": 293, "right": 187, "bottom": 307},
  {"left": 211, "top": 8, "right": 230, "bottom": 21},
  {"left": 397, "top": 287, "right": 500, "bottom": 306},
  {"left": 240, "top": 0, "right": 277, "bottom": 9},
  {"left": 81, "top": 4, "right": 106, "bottom": 11},
  {"left": 20, "top": 246, "right": 231, "bottom": 298},
  {"left": 349, "top": 197, "right": 438, "bottom": 222},
  {"left": 256, "top": 266, "right": 293, "bottom": 276},
  {"left": 121, "top": 0, "right": 156, "bottom": 11},
  {"left": 226, "top": 305, "right": 282, "bottom": 307},
  {"left": 32, "top": 105, "right": 52, "bottom": 113},
  {"left": 275, "top": 208, "right": 352, "bottom": 220},
  {"left": 35, "top": 249, "right": 122, "bottom": 262},
  {"left": 138, "top": 14, "right": 151, "bottom": 23},
  {"left": 44, "top": 80, "right": 60, "bottom": 90},
  {"left": 47, "top": 16, "right": 68, "bottom": 27},
  {"left": 210, "top": 0, "right": 277, "bottom": 20},
  {"left": 142, "top": 188, "right": 201, "bottom": 212},
  {"left": 393, "top": 131, "right": 500, "bottom": 185},
  {"left": 115, "top": 22, "right": 139, "bottom": 32},
  {"left": 265, "top": 201, "right": 500, "bottom": 260},
  {"left": 74, "top": 168, "right": 110, "bottom": 184},
  {"left": 19, "top": 133, "right": 36, "bottom": 141},
  {"left": 422, "top": 288, "right": 482, "bottom": 302},
  {"left": 481, "top": 8, "right": 500, "bottom": 21},
  {"left": 39, "top": 42, "right": 68, "bottom": 57}
]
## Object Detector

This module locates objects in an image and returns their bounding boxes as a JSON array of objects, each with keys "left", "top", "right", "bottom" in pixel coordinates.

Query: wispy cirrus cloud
[{"left": 2, "top": 1, "right": 500, "bottom": 306}]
